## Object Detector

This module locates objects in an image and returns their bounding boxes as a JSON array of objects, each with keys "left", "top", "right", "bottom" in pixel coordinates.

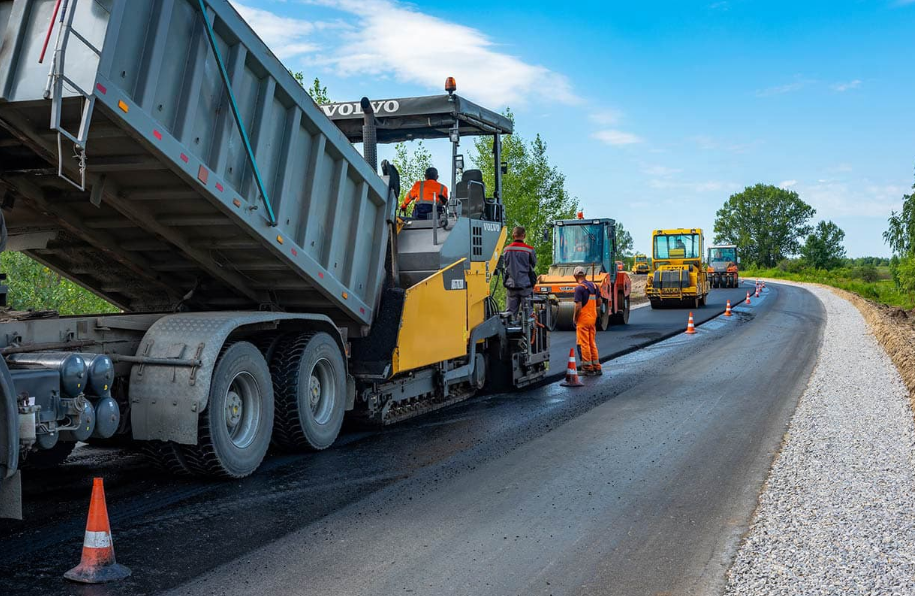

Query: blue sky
[{"left": 234, "top": 0, "right": 915, "bottom": 257}]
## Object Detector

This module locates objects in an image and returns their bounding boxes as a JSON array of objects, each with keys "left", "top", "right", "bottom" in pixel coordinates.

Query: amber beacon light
[{"left": 445, "top": 77, "right": 457, "bottom": 95}]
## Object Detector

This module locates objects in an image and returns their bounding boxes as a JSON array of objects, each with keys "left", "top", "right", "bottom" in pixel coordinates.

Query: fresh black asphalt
[{"left": 0, "top": 282, "right": 823, "bottom": 596}]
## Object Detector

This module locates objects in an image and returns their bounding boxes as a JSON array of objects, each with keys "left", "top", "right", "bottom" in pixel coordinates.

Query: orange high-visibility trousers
[
  {"left": 576, "top": 322, "right": 600, "bottom": 371},
  {"left": 576, "top": 287, "right": 601, "bottom": 371}
]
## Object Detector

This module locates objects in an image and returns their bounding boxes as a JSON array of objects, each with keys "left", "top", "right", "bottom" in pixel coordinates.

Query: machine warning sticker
[{"left": 451, "top": 279, "right": 465, "bottom": 290}]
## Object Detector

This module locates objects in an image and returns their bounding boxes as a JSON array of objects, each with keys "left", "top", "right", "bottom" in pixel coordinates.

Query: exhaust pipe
[{"left": 361, "top": 97, "right": 377, "bottom": 173}]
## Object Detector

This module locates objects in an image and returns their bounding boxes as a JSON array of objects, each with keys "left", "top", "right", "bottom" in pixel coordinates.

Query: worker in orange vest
[
  {"left": 400, "top": 167, "right": 449, "bottom": 220},
  {"left": 573, "top": 266, "right": 602, "bottom": 375}
]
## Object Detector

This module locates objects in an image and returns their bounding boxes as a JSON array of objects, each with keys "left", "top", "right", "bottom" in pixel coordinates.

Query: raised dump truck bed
[{"left": 0, "top": 0, "right": 393, "bottom": 332}]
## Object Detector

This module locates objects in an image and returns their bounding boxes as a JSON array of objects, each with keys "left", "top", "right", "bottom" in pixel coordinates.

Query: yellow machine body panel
[
  {"left": 393, "top": 259, "right": 469, "bottom": 375},
  {"left": 467, "top": 226, "right": 506, "bottom": 331},
  {"left": 645, "top": 228, "right": 709, "bottom": 305}
]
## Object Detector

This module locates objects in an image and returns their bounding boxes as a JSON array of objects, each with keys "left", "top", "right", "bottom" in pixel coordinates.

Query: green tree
[
  {"left": 800, "top": 220, "right": 846, "bottom": 270},
  {"left": 884, "top": 166, "right": 915, "bottom": 294},
  {"left": 392, "top": 141, "right": 433, "bottom": 206},
  {"left": 289, "top": 71, "right": 330, "bottom": 104},
  {"left": 714, "top": 184, "right": 815, "bottom": 267},
  {"left": 472, "top": 110, "right": 578, "bottom": 272},
  {"left": 884, "top": 170, "right": 915, "bottom": 256},
  {"left": 614, "top": 222, "right": 633, "bottom": 257},
  {"left": 0, "top": 252, "right": 117, "bottom": 315}
]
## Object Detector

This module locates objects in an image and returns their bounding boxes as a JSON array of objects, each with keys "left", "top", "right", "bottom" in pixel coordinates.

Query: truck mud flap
[
  {"left": 0, "top": 471, "right": 22, "bottom": 520},
  {"left": 0, "top": 357, "right": 19, "bottom": 482}
]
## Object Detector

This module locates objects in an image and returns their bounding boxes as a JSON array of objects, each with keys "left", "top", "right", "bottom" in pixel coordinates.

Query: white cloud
[
  {"left": 592, "top": 130, "right": 643, "bottom": 146},
  {"left": 648, "top": 179, "right": 735, "bottom": 193},
  {"left": 831, "top": 79, "right": 862, "bottom": 92},
  {"left": 779, "top": 179, "right": 798, "bottom": 188},
  {"left": 231, "top": 2, "right": 322, "bottom": 59},
  {"left": 296, "top": 0, "right": 579, "bottom": 107},
  {"left": 589, "top": 109, "right": 623, "bottom": 126},
  {"left": 642, "top": 164, "right": 682, "bottom": 177},
  {"left": 756, "top": 76, "right": 813, "bottom": 97},
  {"left": 798, "top": 181, "right": 905, "bottom": 218}
]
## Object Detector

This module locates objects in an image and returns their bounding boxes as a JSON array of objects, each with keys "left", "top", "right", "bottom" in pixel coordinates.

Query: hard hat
[{"left": 573, "top": 266, "right": 586, "bottom": 276}]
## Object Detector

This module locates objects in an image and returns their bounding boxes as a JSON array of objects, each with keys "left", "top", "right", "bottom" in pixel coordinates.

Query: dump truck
[
  {"left": 706, "top": 244, "right": 739, "bottom": 288},
  {"left": 645, "top": 228, "right": 709, "bottom": 309},
  {"left": 631, "top": 253, "right": 650, "bottom": 274},
  {"left": 534, "top": 217, "right": 631, "bottom": 331},
  {"left": 0, "top": 0, "right": 550, "bottom": 518}
]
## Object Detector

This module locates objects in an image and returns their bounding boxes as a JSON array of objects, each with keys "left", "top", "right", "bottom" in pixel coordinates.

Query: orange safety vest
[{"left": 401, "top": 180, "right": 448, "bottom": 210}]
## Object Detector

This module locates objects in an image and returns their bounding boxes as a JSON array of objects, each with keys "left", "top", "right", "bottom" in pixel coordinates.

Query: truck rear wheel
[
  {"left": 271, "top": 332, "right": 346, "bottom": 451},
  {"left": 182, "top": 342, "right": 274, "bottom": 478}
]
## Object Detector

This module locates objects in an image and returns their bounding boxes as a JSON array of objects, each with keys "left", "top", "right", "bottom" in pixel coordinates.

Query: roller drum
[{"left": 555, "top": 301, "right": 577, "bottom": 331}]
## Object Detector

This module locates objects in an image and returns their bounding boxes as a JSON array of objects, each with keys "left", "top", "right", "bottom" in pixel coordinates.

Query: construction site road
[
  {"left": 549, "top": 281, "right": 756, "bottom": 372},
  {"left": 0, "top": 282, "right": 821, "bottom": 596}
]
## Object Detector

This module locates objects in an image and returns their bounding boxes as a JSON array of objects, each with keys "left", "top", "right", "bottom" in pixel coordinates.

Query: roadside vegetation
[
  {"left": 715, "top": 170, "right": 915, "bottom": 311},
  {"left": 0, "top": 252, "right": 117, "bottom": 315}
]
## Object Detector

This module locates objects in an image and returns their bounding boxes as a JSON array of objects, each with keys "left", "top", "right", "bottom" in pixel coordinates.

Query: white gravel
[{"left": 725, "top": 284, "right": 915, "bottom": 595}]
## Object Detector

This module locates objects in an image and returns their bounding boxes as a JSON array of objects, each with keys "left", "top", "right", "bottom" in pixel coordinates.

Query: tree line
[{"left": 713, "top": 172, "right": 915, "bottom": 300}]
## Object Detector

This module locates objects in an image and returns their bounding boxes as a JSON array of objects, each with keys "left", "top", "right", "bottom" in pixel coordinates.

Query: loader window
[
  {"left": 554, "top": 224, "right": 604, "bottom": 265},
  {"left": 654, "top": 234, "right": 700, "bottom": 260}
]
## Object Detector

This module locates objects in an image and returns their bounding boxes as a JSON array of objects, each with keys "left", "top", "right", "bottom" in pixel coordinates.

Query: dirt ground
[{"left": 630, "top": 275, "right": 648, "bottom": 305}]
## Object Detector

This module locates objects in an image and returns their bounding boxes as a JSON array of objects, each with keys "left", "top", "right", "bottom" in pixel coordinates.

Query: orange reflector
[
  {"left": 342, "top": 292, "right": 348, "bottom": 299},
  {"left": 232, "top": 199, "right": 241, "bottom": 207},
  {"left": 276, "top": 235, "right": 284, "bottom": 244},
  {"left": 117, "top": 100, "right": 129, "bottom": 113}
]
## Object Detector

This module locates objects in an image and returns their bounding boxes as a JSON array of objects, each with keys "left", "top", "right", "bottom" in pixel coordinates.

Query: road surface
[
  {"left": 548, "top": 281, "right": 755, "bottom": 370},
  {"left": 0, "top": 282, "right": 822, "bottom": 596}
]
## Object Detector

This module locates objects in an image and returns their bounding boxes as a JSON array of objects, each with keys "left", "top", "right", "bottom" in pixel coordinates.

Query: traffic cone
[
  {"left": 755, "top": 286, "right": 760, "bottom": 298},
  {"left": 64, "top": 478, "right": 131, "bottom": 584},
  {"left": 685, "top": 312, "right": 696, "bottom": 334},
  {"left": 560, "top": 348, "right": 584, "bottom": 387},
  {"left": 745, "top": 291, "right": 751, "bottom": 305},
  {"left": 724, "top": 300, "right": 733, "bottom": 317}
]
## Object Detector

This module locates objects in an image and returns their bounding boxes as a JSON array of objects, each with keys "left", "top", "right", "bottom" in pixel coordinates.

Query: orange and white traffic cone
[
  {"left": 745, "top": 291, "right": 751, "bottom": 305},
  {"left": 64, "top": 478, "right": 131, "bottom": 584},
  {"left": 560, "top": 348, "right": 584, "bottom": 387},
  {"left": 755, "top": 286, "right": 760, "bottom": 298},
  {"left": 685, "top": 312, "right": 696, "bottom": 334},
  {"left": 724, "top": 300, "right": 733, "bottom": 317}
]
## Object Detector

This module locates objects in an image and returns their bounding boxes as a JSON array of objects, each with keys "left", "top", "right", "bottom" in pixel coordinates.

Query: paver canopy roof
[{"left": 322, "top": 94, "right": 513, "bottom": 144}]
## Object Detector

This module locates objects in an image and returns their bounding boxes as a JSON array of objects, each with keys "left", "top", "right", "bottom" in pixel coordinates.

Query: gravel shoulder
[{"left": 725, "top": 283, "right": 915, "bottom": 595}]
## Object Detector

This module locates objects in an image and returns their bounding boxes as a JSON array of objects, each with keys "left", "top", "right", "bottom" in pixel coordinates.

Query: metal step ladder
[{"left": 42, "top": 0, "right": 101, "bottom": 191}]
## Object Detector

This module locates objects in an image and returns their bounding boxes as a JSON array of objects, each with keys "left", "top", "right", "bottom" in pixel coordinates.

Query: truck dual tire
[
  {"left": 182, "top": 342, "right": 275, "bottom": 478},
  {"left": 271, "top": 332, "right": 346, "bottom": 452}
]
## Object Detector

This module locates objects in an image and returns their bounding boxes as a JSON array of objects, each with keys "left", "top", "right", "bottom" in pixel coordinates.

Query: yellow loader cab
[
  {"left": 632, "top": 253, "right": 651, "bottom": 274},
  {"left": 645, "top": 228, "right": 709, "bottom": 309}
]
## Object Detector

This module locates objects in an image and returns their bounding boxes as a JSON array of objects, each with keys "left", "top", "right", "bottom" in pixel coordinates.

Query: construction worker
[
  {"left": 573, "top": 266, "right": 602, "bottom": 375},
  {"left": 401, "top": 167, "right": 448, "bottom": 220},
  {"left": 502, "top": 226, "right": 537, "bottom": 315}
]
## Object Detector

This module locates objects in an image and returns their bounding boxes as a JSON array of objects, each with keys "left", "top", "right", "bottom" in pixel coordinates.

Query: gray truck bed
[{"left": 0, "top": 0, "right": 393, "bottom": 333}]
